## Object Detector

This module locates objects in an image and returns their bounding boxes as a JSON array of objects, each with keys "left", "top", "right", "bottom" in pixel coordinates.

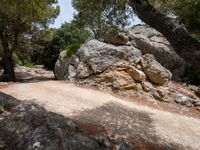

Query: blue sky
[
  {"left": 50, "top": 0, "right": 141, "bottom": 28},
  {"left": 50, "top": 0, "right": 74, "bottom": 28}
]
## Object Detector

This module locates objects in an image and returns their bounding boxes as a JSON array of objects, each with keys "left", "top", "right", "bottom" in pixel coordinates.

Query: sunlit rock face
[{"left": 55, "top": 25, "right": 200, "bottom": 109}]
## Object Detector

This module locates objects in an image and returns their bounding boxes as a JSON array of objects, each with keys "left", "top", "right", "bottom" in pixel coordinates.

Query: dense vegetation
[
  {"left": 0, "top": 22, "right": 91, "bottom": 70},
  {"left": 73, "top": 0, "right": 200, "bottom": 40},
  {"left": 38, "top": 22, "right": 91, "bottom": 70},
  {"left": 0, "top": 0, "right": 60, "bottom": 81}
]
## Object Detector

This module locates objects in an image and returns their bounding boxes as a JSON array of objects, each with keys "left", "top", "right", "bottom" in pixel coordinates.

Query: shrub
[
  {"left": 66, "top": 44, "right": 80, "bottom": 57},
  {"left": 24, "top": 63, "right": 34, "bottom": 68},
  {"left": 12, "top": 52, "right": 23, "bottom": 66}
]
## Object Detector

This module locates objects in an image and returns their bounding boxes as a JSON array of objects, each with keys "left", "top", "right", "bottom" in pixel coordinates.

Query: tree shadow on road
[
  {"left": 72, "top": 102, "right": 190, "bottom": 150},
  {"left": 0, "top": 92, "right": 108, "bottom": 150}
]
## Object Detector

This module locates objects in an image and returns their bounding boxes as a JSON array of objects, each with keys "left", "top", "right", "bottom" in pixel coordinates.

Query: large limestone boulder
[
  {"left": 92, "top": 25, "right": 187, "bottom": 79},
  {"left": 54, "top": 36, "right": 200, "bottom": 110},
  {"left": 128, "top": 25, "right": 187, "bottom": 79},
  {"left": 54, "top": 38, "right": 174, "bottom": 98},
  {"left": 141, "top": 54, "right": 172, "bottom": 85},
  {"left": 55, "top": 39, "right": 142, "bottom": 80}
]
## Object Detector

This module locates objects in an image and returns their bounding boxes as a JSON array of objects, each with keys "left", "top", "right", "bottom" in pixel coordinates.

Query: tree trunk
[
  {"left": 0, "top": 38, "right": 16, "bottom": 81},
  {"left": 2, "top": 51, "right": 16, "bottom": 81},
  {"left": 129, "top": 0, "right": 200, "bottom": 69}
]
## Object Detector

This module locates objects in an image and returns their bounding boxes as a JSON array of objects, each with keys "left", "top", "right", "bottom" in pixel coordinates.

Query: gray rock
[
  {"left": 188, "top": 85, "right": 199, "bottom": 92},
  {"left": 69, "top": 55, "right": 80, "bottom": 67},
  {"left": 96, "top": 28, "right": 129, "bottom": 45},
  {"left": 79, "top": 40, "right": 141, "bottom": 73},
  {"left": 152, "top": 89, "right": 168, "bottom": 102},
  {"left": 194, "top": 101, "right": 200, "bottom": 107},
  {"left": 142, "top": 82, "right": 154, "bottom": 92},
  {"left": 95, "top": 134, "right": 111, "bottom": 148},
  {"left": 141, "top": 54, "right": 172, "bottom": 85},
  {"left": 111, "top": 140, "right": 133, "bottom": 150},
  {"left": 0, "top": 82, "right": 8, "bottom": 86},
  {"left": 54, "top": 38, "right": 176, "bottom": 102},
  {"left": 128, "top": 25, "right": 187, "bottom": 79},
  {"left": 55, "top": 39, "right": 142, "bottom": 80},
  {"left": 196, "top": 106, "right": 200, "bottom": 111},
  {"left": 76, "top": 62, "right": 93, "bottom": 78},
  {"left": 174, "top": 93, "right": 192, "bottom": 106},
  {"left": 54, "top": 51, "right": 69, "bottom": 80},
  {"left": 67, "top": 65, "right": 77, "bottom": 80}
]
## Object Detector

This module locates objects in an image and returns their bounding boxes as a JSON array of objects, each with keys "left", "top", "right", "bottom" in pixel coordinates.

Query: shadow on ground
[
  {"left": 0, "top": 91, "right": 193, "bottom": 150},
  {"left": 0, "top": 92, "right": 108, "bottom": 150},
  {"left": 73, "top": 102, "right": 189, "bottom": 150}
]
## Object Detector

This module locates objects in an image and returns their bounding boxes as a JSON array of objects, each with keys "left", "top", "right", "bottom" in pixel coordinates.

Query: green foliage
[
  {"left": 38, "top": 38, "right": 62, "bottom": 70},
  {"left": 0, "top": 0, "right": 60, "bottom": 34},
  {"left": 24, "top": 63, "right": 34, "bottom": 68},
  {"left": 12, "top": 52, "right": 22, "bottom": 66},
  {"left": 39, "top": 22, "right": 91, "bottom": 70},
  {"left": 0, "top": 45, "right": 24, "bottom": 67},
  {"left": 0, "top": 0, "right": 59, "bottom": 79},
  {"left": 72, "top": 0, "right": 133, "bottom": 30},
  {"left": 67, "top": 44, "right": 81, "bottom": 57},
  {"left": 73, "top": 0, "right": 200, "bottom": 40}
]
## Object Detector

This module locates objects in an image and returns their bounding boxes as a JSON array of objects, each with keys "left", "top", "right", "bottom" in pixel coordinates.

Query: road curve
[{"left": 1, "top": 80, "right": 200, "bottom": 150}]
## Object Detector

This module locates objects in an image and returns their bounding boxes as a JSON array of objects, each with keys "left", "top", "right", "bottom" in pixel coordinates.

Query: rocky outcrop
[
  {"left": 55, "top": 39, "right": 141, "bottom": 80},
  {"left": 0, "top": 92, "right": 132, "bottom": 150},
  {"left": 55, "top": 39, "right": 172, "bottom": 89},
  {"left": 54, "top": 26, "right": 200, "bottom": 110},
  {"left": 14, "top": 65, "right": 54, "bottom": 80},
  {"left": 141, "top": 54, "right": 172, "bottom": 85},
  {"left": 96, "top": 27, "right": 129, "bottom": 45},
  {"left": 128, "top": 25, "right": 187, "bottom": 79},
  {"left": 96, "top": 25, "right": 188, "bottom": 79}
]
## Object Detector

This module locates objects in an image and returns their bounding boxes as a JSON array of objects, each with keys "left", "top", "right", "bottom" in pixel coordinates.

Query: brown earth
[{"left": 0, "top": 80, "right": 200, "bottom": 149}]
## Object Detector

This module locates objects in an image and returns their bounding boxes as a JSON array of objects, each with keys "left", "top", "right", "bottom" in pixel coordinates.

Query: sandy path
[{"left": 1, "top": 80, "right": 200, "bottom": 149}]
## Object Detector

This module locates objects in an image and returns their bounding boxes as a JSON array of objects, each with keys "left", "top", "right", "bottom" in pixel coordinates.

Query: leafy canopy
[
  {"left": 72, "top": 0, "right": 133, "bottom": 30},
  {"left": 0, "top": 0, "right": 60, "bottom": 53},
  {"left": 0, "top": 0, "right": 60, "bottom": 32},
  {"left": 72, "top": 0, "right": 200, "bottom": 39}
]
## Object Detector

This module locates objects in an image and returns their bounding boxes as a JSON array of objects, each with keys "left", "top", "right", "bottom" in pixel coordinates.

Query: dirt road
[{"left": 1, "top": 80, "right": 200, "bottom": 149}]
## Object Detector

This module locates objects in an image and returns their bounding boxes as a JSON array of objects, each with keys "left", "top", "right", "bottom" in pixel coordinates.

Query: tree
[
  {"left": 0, "top": 0, "right": 60, "bottom": 81},
  {"left": 149, "top": 0, "right": 200, "bottom": 37},
  {"left": 39, "top": 22, "right": 91, "bottom": 70},
  {"left": 72, "top": 0, "right": 133, "bottom": 32},
  {"left": 72, "top": 0, "right": 200, "bottom": 70}
]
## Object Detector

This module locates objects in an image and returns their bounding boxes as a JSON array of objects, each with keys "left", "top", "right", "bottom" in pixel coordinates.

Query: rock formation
[
  {"left": 128, "top": 25, "right": 187, "bottom": 79},
  {"left": 55, "top": 25, "right": 200, "bottom": 110}
]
